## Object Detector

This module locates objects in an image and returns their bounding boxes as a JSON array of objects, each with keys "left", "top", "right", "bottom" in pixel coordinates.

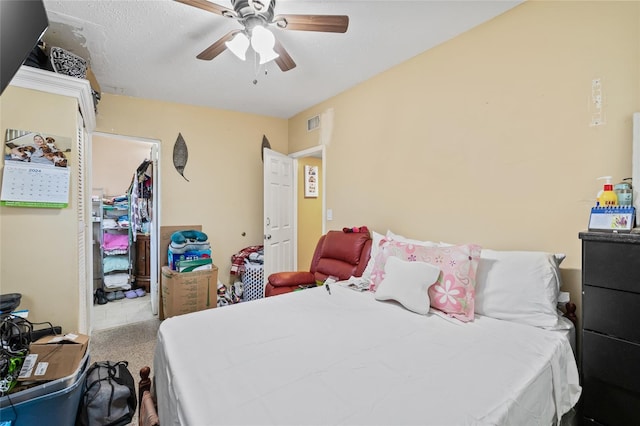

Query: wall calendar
[{"left": 2, "top": 129, "right": 71, "bottom": 208}]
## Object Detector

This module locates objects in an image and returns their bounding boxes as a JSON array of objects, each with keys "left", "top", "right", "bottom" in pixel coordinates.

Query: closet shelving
[{"left": 100, "top": 195, "right": 133, "bottom": 292}]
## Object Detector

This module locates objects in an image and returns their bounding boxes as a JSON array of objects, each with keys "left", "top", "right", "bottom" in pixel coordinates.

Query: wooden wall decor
[{"left": 173, "top": 132, "right": 189, "bottom": 182}]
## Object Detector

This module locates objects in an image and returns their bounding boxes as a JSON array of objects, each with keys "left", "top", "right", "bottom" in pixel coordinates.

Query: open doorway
[
  {"left": 90, "top": 132, "right": 160, "bottom": 331},
  {"left": 290, "top": 145, "right": 325, "bottom": 270}
]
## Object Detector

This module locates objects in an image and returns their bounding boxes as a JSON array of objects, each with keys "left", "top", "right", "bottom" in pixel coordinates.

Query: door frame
[{"left": 89, "top": 132, "right": 161, "bottom": 325}]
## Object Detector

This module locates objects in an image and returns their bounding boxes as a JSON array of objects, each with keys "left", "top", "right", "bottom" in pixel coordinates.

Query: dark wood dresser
[
  {"left": 579, "top": 231, "right": 640, "bottom": 425},
  {"left": 135, "top": 233, "right": 151, "bottom": 292}
]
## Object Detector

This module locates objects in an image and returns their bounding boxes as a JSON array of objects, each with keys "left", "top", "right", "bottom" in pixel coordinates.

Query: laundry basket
[{"left": 241, "top": 261, "right": 264, "bottom": 301}]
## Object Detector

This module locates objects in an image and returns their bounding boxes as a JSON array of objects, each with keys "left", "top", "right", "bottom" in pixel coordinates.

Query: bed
[{"left": 150, "top": 234, "right": 582, "bottom": 425}]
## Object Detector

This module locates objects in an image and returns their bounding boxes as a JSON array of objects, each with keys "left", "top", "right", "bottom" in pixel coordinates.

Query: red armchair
[{"left": 265, "top": 230, "right": 372, "bottom": 297}]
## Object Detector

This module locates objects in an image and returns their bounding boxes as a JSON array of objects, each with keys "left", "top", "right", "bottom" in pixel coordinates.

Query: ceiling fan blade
[
  {"left": 174, "top": 0, "right": 233, "bottom": 17},
  {"left": 273, "top": 14, "right": 349, "bottom": 33},
  {"left": 196, "top": 30, "right": 239, "bottom": 60},
  {"left": 273, "top": 38, "right": 296, "bottom": 72}
]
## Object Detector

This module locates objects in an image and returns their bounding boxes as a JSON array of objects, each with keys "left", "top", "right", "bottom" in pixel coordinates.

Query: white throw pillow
[
  {"left": 361, "top": 230, "right": 385, "bottom": 282},
  {"left": 386, "top": 230, "right": 438, "bottom": 247},
  {"left": 374, "top": 256, "right": 441, "bottom": 315},
  {"left": 474, "top": 249, "right": 565, "bottom": 328}
]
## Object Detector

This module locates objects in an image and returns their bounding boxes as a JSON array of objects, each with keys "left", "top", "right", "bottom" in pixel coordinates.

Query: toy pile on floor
[{"left": 217, "top": 281, "right": 243, "bottom": 307}]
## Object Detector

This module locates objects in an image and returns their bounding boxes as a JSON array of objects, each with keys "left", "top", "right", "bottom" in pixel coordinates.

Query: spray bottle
[{"left": 597, "top": 176, "right": 618, "bottom": 207}]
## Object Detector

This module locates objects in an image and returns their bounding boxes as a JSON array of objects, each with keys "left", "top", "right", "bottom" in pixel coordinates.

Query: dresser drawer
[
  {"left": 583, "top": 240, "right": 640, "bottom": 293},
  {"left": 583, "top": 285, "right": 640, "bottom": 343},
  {"left": 582, "top": 331, "right": 640, "bottom": 425},
  {"left": 583, "top": 330, "right": 640, "bottom": 394},
  {"left": 582, "top": 378, "right": 640, "bottom": 426}
]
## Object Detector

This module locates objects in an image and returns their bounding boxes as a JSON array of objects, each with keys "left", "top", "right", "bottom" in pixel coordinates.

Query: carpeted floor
[{"left": 90, "top": 318, "right": 161, "bottom": 425}]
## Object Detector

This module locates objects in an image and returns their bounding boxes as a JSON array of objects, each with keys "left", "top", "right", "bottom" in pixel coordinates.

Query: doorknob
[{"left": 264, "top": 234, "right": 272, "bottom": 240}]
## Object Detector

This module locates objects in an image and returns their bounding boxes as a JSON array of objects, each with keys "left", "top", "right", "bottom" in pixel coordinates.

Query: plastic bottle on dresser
[
  {"left": 614, "top": 178, "right": 633, "bottom": 206},
  {"left": 597, "top": 176, "right": 618, "bottom": 207}
]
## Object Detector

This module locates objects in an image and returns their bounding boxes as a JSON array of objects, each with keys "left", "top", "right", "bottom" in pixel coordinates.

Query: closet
[{"left": 91, "top": 135, "right": 155, "bottom": 301}]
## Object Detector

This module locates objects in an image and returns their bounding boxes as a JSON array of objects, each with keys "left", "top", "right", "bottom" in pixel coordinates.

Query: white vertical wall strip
[{"left": 77, "top": 112, "right": 90, "bottom": 333}]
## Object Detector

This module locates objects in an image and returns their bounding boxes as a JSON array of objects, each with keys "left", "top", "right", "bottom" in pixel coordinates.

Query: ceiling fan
[{"left": 175, "top": 0, "right": 349, "bottom": 72}]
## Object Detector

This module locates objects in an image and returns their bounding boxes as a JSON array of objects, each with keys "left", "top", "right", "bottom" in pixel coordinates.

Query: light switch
[{"left": 327, "top": 209, "right": 333, "bottom": 221}]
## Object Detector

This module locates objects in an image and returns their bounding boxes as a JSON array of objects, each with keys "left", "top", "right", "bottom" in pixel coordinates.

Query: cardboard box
[
  {"left": 161, "top": 265, "right": 217, "bottom": 319},
  {"left": 18, "top": 333, "right": 89, "bottom": 382},
  {"left": 159, "top": 225, "right": 202, "bottom": 320}
]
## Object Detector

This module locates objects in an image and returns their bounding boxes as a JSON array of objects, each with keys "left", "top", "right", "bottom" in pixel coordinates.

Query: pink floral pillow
[{"left": 370, "top": 239, "right": 482, "bottom": 322}]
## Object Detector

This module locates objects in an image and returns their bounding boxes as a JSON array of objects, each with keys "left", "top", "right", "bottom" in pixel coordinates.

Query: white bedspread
[{"left": 154, "top": 286, "right": 581, "bottom": 426}]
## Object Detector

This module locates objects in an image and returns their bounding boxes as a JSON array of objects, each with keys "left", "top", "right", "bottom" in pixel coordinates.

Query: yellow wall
[
  {"left": 297, "top": 157, "right": 323, "bottom": 269},
  {"left": 94, "top": 94, "right": 288, "bottom": 284},
  {"left": 288, "top": 1, "right": 640, "bottom": 321},
  {"left": 92, "top": 135, "right": 152, "bottom": 197},
  {"left": 0, "top": 86, "right": 80, "bottom": 332}
]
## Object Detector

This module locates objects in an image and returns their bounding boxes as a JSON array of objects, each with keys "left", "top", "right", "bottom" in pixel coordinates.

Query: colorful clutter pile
[{"left": 343, "top": 225, "right": 369, "bottom": 234}]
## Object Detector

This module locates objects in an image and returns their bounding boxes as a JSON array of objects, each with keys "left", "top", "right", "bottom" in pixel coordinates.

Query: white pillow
[
  {"left": 361, "top": 230, "right": 385, "bottom": 282},
  {"left": 374, "top": 256, "right": 441, "bottom": 315},
  {"left": 474, "top": 249, "right": 565, "bottom": 328},
  {"left": 386, "top": 230, "right": 438, "bottom": 247}
]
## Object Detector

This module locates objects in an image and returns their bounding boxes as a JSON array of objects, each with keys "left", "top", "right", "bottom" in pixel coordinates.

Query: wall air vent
[{"left": 307, "top": 115, "right": 320, "bottom": 132}]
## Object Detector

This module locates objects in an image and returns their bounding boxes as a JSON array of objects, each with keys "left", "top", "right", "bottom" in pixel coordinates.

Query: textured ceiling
[{"left": 41, "top": 0, "right": 522, "bottom": 119}]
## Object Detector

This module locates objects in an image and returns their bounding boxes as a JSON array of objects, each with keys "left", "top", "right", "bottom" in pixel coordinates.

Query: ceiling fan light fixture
[
  {"left": 258, "top": 48, "right": 279, "bottom": 65},
  {"left": 226, "top": 32, "right": 250, "bottom": 60},
  {"left": 251, "top": 25, "right": 279, "bottom": 64}
]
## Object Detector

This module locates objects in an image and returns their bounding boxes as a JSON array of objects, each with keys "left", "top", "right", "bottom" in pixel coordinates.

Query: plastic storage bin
[
  {"left": 0, "top": 351, "right": 89, "bottom": 409},
  {"left": 0, "top": 352, "right": 88, "bottom": 426},
  {"left": 241, "top": 261, "right": 264, "bottom": 301}
]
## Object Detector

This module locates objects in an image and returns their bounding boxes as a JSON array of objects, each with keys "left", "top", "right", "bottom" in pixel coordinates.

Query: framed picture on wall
[{"left": 304, "top": 165, "right": 318, "bottom": 198}]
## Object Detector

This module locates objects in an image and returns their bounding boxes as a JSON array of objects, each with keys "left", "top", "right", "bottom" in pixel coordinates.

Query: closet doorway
[{"left": 91, "top": 132, "right": 160, "bottom": 331}]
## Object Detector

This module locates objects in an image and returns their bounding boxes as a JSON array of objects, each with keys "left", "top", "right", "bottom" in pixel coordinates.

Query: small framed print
[{"left": 304, "top": 165, "right": 318, "bottom": 198}]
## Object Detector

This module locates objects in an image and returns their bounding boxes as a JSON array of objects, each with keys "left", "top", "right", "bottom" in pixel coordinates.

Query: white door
[{"left": 263, "top": 148, "right": 294, "bottom": 283}]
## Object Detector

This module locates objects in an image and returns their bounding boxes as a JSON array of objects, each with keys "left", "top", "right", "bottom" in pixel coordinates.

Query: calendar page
[
  {"left": 1, "top": 162, "right": 70, "bottom": 208},
  {"left": 2, "top": 128, "right": 71, "bottom": 208}
]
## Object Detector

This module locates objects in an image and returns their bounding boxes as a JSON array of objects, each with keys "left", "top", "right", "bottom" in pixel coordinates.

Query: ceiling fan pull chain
[{"left": 252, "top": 50, "right": 261, "bottom": 84}]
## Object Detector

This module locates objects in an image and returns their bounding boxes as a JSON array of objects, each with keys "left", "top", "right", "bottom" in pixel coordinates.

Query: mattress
[{"left": 154, "top": 285, "right": 581, "bottom": 425}]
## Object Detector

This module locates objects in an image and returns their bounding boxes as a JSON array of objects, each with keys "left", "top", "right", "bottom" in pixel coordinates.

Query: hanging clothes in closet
[{"left": 131, "top": 159, "right": 153, "bottom": 235}]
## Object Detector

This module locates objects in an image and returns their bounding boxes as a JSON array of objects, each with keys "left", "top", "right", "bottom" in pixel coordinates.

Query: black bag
[{"left": 76, "top": 361, "right": 137, "bottom": 426}]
